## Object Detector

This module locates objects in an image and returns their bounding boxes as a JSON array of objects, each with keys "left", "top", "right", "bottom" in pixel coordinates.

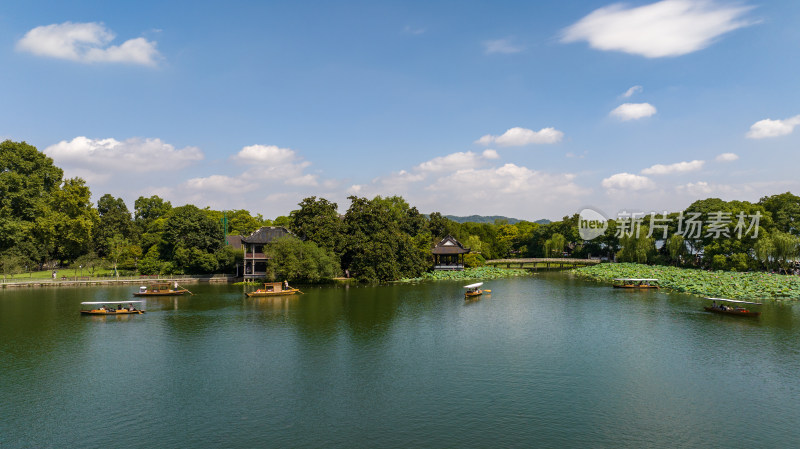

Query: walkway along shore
[{"left": 0, "top": 275, "right": 235, "bottom": 289}]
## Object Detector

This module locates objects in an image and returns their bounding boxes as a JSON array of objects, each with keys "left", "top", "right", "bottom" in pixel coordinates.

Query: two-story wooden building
[{"left": 228, "top": 226, "right": 294, "bottom": 281}]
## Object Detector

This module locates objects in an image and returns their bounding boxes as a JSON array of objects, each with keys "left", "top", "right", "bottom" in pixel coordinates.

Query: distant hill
[{"left": 444, "top": 215, "right": 551, "bottom": 225}]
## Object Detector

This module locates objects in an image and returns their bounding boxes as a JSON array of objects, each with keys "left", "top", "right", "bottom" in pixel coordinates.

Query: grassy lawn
[{"left": 2, "top": 268, "right": 117, "bottom": 281}]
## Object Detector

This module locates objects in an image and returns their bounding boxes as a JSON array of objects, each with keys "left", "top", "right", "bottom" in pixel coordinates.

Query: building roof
[
  {"left": 432, "top": 235, "right": 470, "bottom": 255},
  {"left": 241, "top": 226, "right": 294, "bottom": 244},
  {"left": 225, "top": 235, "right": 243, "bottom": 249}
]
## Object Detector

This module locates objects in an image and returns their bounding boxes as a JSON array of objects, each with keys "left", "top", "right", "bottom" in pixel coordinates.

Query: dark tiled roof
[
  {"left": 225, "top": 235, "right": 243, "bottom": 249},
  {"left": 241, "top": 226, "right": 294, "bottom": 244},
  {"left": 432, "top": 235, "right": 470, "bottom": 255}
]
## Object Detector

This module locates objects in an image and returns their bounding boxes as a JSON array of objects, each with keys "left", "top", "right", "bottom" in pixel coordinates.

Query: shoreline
[{"left": 0, "top": 275, "right": 235, "bottom": 289}]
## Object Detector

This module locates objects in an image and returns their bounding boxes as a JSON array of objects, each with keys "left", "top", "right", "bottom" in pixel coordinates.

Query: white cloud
[
  {"left": 601, "top": 173, "right": 655, "bottom": 191},
  {"left": 622, "top": 85, "right": 643, "bottom": 98},
  {"left": 422, "top": 164, "right": 586, "bottom": 215},
  {"left": 16, "top": 22, "right": 160, "bottom": 66},
  {"left": 415, "top": 151, "right": 482, "bottom": 172},
  {"left": 482, "top": 149, "right": 500, "bottom": 159},
  {"left": 45, "top": 136, "right": 203, "bottom": 172},
  {"left": 483, "top": 38, "right": 524, "bottom": 54},
  {"left": 284, "top": 174, "right": 319, "bottom": 187},
  {"left": 746, "top": 115, "right": 800, "bottom": 139},
  {"left": 561, "top": 0, "right": 754, "bottom": 58},
  {"left": 185, "top": 175, "right": 254, "bottom": 194},
  {"left": 234, "top": 144, "right": 297, "bottom": 164},
  {"left": 641, "top": 159, "right": 704, "bottom": 175},
  {"left": 676, "top": 181, "right": 717, "bottom": 196},
  {"left": 610, "top": 103, "right": 657, "bottom": 121},
  {"left": 476, "top": 127, "right": 564, "bottom": 146},
  {"left": 715, "top": 152, "right": 739, "bottom": 162}
]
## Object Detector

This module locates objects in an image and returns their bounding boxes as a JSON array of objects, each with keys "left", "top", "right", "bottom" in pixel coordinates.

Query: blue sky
[{"left": 2, "top": 0, "right": 799, "bottom": 220}]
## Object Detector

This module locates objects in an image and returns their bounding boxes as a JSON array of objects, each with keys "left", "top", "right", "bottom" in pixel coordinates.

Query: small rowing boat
[
  {"left": 246, "top": 282, "right": 301, "bottom": 297},
  {"left": 464, "top": 282, "right": 484, "bottom": 299},
  {"left": 133, "top": 283, "right": 189, "bottom": 297}
]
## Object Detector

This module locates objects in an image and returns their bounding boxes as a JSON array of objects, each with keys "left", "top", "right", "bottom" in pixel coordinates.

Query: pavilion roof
[{"left": 432, "top": 235, "right": 470, "bottom": 255}]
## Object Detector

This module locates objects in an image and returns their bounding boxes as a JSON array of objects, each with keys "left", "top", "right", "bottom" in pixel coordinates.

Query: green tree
[
  {"left": 759, "top": 192, "right": 800, "bottom": 235},
  {"left": 666, "top": 234, "right": 685, "bottom": 266},
  {"left": 266, "top": 237, "right": 340, "bottom": 282},
  {"left": 96, "top": 194, "right": 134, "bottom": 256},
  {"left": 289, "top": 197, "right": 343, "bottom": 253},
  {"left": 617, "top": 227, "right": 656, "bottom": 264},
  {"left": 161, "top": 205, "right": 224, "bottom": 272},
  {"left": 770, "top": 231, "right": 799, "bottom": 273},
  {"left": 544, "top": 233, "right": 566, "bottom": 257}
]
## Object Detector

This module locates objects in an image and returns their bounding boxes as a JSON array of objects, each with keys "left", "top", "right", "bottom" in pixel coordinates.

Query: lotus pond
[{"left": 575, "top": 263, "right": 800, "bottom": 300}]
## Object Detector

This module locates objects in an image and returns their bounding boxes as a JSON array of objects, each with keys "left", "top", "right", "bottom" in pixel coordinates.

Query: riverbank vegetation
[
  {"left": 575, "top": 263, "right": 800, "bottom": 300},
  {"left": 397, "top": 266, "right": 531, "bottom": 283}
]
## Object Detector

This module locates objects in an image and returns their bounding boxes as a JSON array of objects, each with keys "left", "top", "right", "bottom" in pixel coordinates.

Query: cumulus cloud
[
  {"left": 483, "top": 38, "right": 524, "bottom": 54},
  {"left": 476, "top": 127, "right": 564, "bottom": 146},
  {"left": 601, "top": 173, "right": 655, "bottom": 191},
  {"left": 482, "top": 149, "right": 500, "bottom": 159},
  {"left": 45, "top": 137, "right": 203, "bottom": 172},
  {"left": 415, "top": 151, "right": 484, "bottom": 172},
  {"left": 185, "top": 175, "right": 254, "bottom": 194},
  {"left": 561, "top": 0, "right": 754, "bottom": 58},
  {"left": 641, "top": 159, "right": 704, "bottom": 175},
  {"left": 16, "top": 22, "right": 160, "bottom": 66},
  {"left": 716, "top": 152, "right": 739, "bottom": 162},
  {"left": 746, "top": 115, "right": 800, "bottom": 139},
  {"left": 234, "top": 144, "right": 297, "bottom": 164},
  {"left": 428, "top": 163, "right": 579, "bottom": 195},
  {"left": 622, "top": 85, "right": 643, "bottom": 98},
  {"left": 610, "top": 103, "right": 657, "bottom": 121}
]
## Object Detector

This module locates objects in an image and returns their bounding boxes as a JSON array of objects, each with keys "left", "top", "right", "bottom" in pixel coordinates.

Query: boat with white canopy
[
  {"left": 704, "top": 297, "right": 761, "bottom": 317},
  {"left": 80, "top": 300, "right": 146, "bottom": 315},
  {"left": 464, "top": 282, "right": 485, "bottom": 298}
]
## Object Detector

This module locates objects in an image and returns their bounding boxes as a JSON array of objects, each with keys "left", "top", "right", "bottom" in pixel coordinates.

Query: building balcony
[{"left": 434, "top": 264, "right": 465, "bottom": 271}]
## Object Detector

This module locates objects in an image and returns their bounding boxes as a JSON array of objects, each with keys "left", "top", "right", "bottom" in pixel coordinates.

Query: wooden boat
[
  {"left": 133, "top": 283, "right": 189, "bottom": 297},
  {"left": 464, "top": 282, "right": 484, "bottom": 298},
  {"left": 81, "top": 300, "right": 145, "bottom": 315},
  {"left": 246, "top": 282, "right": 301, "bottom": 297},
  {"left": 612, "top": 278, "right": 660, "bottom": 289},
  {"left": 704, "top": 297, "right": 761, "bottom": 317}
]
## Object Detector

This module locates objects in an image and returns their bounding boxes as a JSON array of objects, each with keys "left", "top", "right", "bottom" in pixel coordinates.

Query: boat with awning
[
  {"left": 80, "top": 301, "right": 146, "bottom": 315},
  {"left": 704, "top": 297, "right": 761, "bottom": 317}
]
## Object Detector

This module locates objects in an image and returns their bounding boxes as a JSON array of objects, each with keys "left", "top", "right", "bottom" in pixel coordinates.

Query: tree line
[{"left": 3, "top": 139, "right": 800, "bottom": 282}]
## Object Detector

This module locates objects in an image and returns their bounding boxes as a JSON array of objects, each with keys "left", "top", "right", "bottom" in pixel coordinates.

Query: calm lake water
[{"left": 2, "top": 273, "right": 800, "bottom": 448}]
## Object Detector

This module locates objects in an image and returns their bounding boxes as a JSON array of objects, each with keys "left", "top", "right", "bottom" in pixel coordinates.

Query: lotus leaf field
[
  {"left": 398, "top": 266, "right": 531, "bottom": 283},
  {"left": 575, "top": 263, "right": 800, "bottom": 301}
]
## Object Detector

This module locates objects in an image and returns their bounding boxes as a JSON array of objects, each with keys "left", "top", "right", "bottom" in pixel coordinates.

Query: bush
[
  {"left": 711, "top": 254, "right": 728, "bottom": 271},
  {"left": 729, "top": 253, "right": 750, "bottom": 272},
  {"left": 464, "top": 253, "right": 486, "bottom": 268}
]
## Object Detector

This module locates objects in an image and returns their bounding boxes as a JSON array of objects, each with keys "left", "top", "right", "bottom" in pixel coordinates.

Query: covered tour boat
[
  {"left": 246, "top": 282, "right": 301, "bottom": 297},
  {"left": 464, "top": 282, "right": 484, "bottom": 298},
  {"left": 80, "top": 300, "right": 146, "bottom": 315},
  {"left": 704, "top": 297, "right": 762, "bottom": 317},
  {"left": 133, "top": 282, "right": 189, "bottom": 297},
  {"left": 612, "top": 278, "right": 660, "bottom": 289}
]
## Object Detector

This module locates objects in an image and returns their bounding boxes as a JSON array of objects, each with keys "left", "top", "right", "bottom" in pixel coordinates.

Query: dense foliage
[{"left": 4, "top": 139, "right": 800, "bottom": 282}]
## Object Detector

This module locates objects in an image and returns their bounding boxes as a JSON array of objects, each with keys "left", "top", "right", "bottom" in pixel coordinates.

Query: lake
[{"left": 2, "top": 273, "right": 800, "bottom": 448}]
